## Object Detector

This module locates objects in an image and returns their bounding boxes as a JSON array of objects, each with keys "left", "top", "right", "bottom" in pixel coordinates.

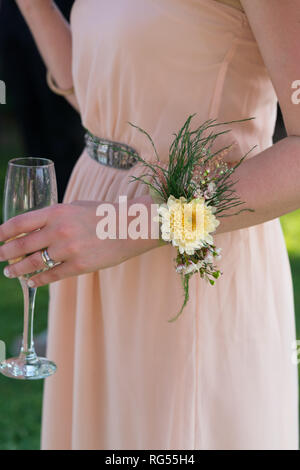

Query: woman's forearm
[
  {"left": 116, "top": 136, "right": 300, "bottom": 254},
  {"left": 216, "top": 135, "right": 300, "bottom": 234},
  {"left": 15, "top": 0, "right": 78, "bottom": 110},
  {"left": 123, "top": 136, "right": 300, "bottom": 247}
]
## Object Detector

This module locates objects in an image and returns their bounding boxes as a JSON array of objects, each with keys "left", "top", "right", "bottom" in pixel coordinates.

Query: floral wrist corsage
[{"left": 120, "top": 114, "right": 254, "bottom": 322}]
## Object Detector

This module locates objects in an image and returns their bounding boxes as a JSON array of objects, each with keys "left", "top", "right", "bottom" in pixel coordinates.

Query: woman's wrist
[{"left": 123, "top": 194, "right": 163, "bottom": 250}]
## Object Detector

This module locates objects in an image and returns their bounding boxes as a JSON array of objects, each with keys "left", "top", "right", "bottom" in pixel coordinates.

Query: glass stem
[{"left": 19, "top": 277, "right": 38, "bottom": 363}]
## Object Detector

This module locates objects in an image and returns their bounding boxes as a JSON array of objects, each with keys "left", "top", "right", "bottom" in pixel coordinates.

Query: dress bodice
[{"left": 70, "top": 0, "right": 277, "bottom": 163}]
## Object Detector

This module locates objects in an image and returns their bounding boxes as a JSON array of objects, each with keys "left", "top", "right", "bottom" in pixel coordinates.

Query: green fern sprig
[{"left": 122, "top": 114, "right": 254, "bottom": 213}]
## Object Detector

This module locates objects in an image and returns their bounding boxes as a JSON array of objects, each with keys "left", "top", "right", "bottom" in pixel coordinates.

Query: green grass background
[{"left": 0, "top": 124, "right": 299, "bottom": 449}]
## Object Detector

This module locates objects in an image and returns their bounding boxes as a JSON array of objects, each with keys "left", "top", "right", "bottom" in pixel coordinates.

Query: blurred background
[{"left": 0, "top": 0, "right": 299, "bottom": 451}]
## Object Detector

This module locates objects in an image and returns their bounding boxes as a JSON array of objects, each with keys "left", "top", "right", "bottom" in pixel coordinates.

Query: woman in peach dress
[{"left": 2, "top": 0, "right": 299, "bottom": 449}]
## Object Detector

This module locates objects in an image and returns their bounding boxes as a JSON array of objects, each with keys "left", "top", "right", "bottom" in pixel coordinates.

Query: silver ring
[{"left": 41, "top": 249, "right": 56, "bottom": 269}]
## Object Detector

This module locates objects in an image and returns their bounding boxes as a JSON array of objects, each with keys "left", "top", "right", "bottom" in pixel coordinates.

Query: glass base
[{"left": 0, "top": 356, "right": 57, "bottom": 380}]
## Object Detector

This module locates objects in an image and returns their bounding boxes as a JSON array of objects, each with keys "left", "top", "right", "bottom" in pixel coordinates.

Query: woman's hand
[{"left": 0, "top": 196, "right": 161, "bottom": 288}]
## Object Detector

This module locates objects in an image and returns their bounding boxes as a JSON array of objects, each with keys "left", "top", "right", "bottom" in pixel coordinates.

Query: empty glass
[{"left": 0, "top": 157, "right": 58, "bottom": 380}]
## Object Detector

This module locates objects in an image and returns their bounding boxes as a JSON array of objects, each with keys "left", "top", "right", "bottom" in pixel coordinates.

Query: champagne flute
[{"left": 0, "top": 157, "right": 58, "bottom": 380}]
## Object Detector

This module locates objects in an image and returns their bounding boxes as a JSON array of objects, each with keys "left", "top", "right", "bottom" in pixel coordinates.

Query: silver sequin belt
[{"left": 85, "top": 131, "right": 139, "bottom": 170}]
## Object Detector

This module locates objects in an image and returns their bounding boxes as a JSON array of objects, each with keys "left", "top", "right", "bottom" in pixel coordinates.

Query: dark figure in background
[{"left": 0, "top": 0, "right": 84, "bottom": 202}]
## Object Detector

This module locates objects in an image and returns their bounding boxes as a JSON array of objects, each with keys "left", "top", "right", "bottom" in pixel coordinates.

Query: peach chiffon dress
[{"left": 41, "top": 0, "right": 299, "bottom": 449}]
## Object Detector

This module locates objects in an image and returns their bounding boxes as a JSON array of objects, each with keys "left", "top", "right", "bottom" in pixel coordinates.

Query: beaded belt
[{"left": 85, "top": 131, "right": 139, "bottom": 170}]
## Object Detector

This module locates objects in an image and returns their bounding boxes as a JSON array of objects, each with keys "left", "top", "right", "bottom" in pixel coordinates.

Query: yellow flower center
[{"left": 160, "top": 195, "right": 220, "bottom": 254}]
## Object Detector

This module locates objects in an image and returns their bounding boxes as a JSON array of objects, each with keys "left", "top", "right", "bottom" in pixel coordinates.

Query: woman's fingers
[
  {"left": 3, "top": 246, "right": 63, "bottom": 279},
  {"left": 0, "top": 206, "right": 53, "bottom": 243},
  {"left": 0, "top": 226, "right": 52, "bottom": 262},
  {"left": 0, "top": 201, "right": 103, "bottom": 285},
  {"left": 27, "top": 262, "right": 78, "bottom": 288},
  {"left": 0, "top": 203, "right": 67, "bottom": 246}
]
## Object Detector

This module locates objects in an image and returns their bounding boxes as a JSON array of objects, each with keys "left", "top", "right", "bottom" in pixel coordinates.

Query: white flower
[
  {"left": 176, "top": 264, "right": 185, "bottom": 273},
  {"left": 204, "top": 182, "right": 216, "bottom": 199},
  {"left": 183, "top": 260, "right": 204, "bottom": 275},
  {"left": 208, "top": 182, "right": 216, "bottom": 193},
  {"left": 193, "top": 188, "right": 203, "bottom": 198},
  {"left": 204, "top": 252, "right": 214, "bottom": 264},
  {"left": 157, "top": 195, "right": 220, "bottom": 256}
]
